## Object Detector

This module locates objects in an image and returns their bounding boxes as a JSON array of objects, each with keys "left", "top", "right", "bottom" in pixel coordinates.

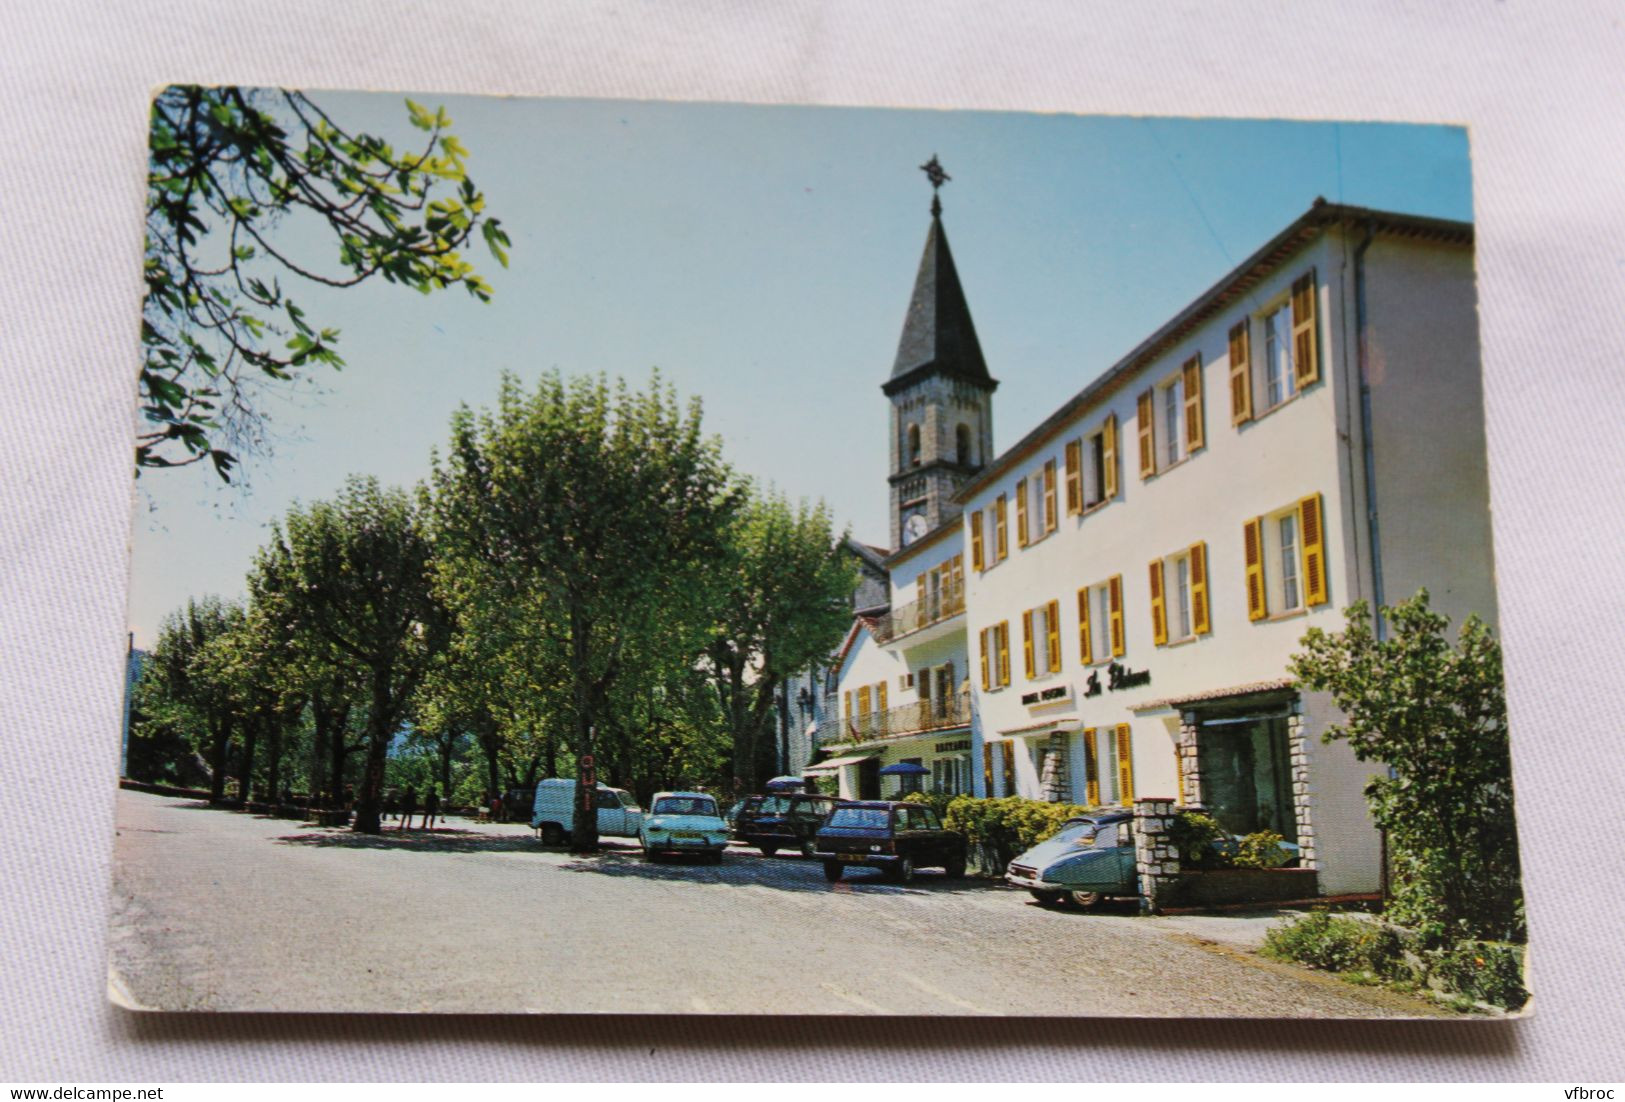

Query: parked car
[
  {"left": 1004, "top": 810, "right": 1137, "bottom": 907},
  {"left": 500, "top": 786, "right": 536, "bottom": 823},
  {"left": 639, "top": 791, "right": 730, "bottom": 863},
  {"left": 734, "top": 792, "right": 838, "bottom": 857},
  {"left": 813, "top": 800, "right": 967, "bottom": 883},
  {"left": 530, "top": 778, "right": 643, "bottom": 846}
]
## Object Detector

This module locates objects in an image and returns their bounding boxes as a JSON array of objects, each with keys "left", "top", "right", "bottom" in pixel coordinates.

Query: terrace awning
[{"left": 803, "top": 754, "right": 875, "bottom": 774}]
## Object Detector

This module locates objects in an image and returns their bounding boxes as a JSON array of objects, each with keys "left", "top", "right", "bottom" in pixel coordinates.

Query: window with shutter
[
  {"left": 1182, "top": 355, "right": 1204, "bottom": 452},
  {"left": 1064, "top": 440, "right": 1083, "bottom": 514},
  {"left": 1229, "top": 320, "right": 1253, "bottom": 425},
  {"left": 1083, "top": 728, "right": 1100, "bottom": 806},
  {"left": 1148, "top": 559, "right": 1168, "bottom": 645},
  {"left": 1022, "top": 609, "right": 1036, "bottom": 679},
  {"left": 1189, "top": 540, "right": 1210, "bottom": 635},
  {"left": 979, "top": 628, "right": 991, "bottom": 691},
  {"left": 1001, "top": 740, "right": 1016, "bottom": 797},
  {"left": 1043, "top": 461, "right": 1058, "bottom": 533},
  {"left": 1102, "top": 414, "right": 1118, "bottom": 500},
  {"left": 1137, "top": 389, "right": 1155, "bottom": 478},
  {"left": 1299, "top": 492, "right": 1328, "bottom": 605},
  {"left": 1015, "top": 479, "right": 1029, "bottom": 548},
  {"left": 970, "top": 510, "right": 984, "bottom": 571},
  {"left": 1109, "top": 574, "right": 1125, "bottom": 657},
  {"left": 1244, "top": 517, "right": 1268, "bottom": 621},
  {"left": 994, "top": 496, "right": 1008, "bottom": 560},
  {"left": 1076, "top": 587, "right": 1092, "bottom": 664},
  {"left": 1045, "top": 599, "right": 1061, "bottom": 671},
  {"left": 1116, "top": 724, "right": 1135, "bottom": 804},
  {"left": 1291, "top": 270, "right": 1319, "bottom": 388},
  {"left": 997, "top": 621, "right": 1010, "bottom": 685}
]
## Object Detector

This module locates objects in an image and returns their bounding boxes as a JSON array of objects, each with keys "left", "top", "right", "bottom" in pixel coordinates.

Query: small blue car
[
  {"left": 640, "top": 791, "right": 730, "bottom": 863},
  {"left": 1005, "top": 810, "right": 1137, "bottom": 908}
]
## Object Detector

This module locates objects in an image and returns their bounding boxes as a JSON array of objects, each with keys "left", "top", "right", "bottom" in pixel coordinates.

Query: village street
[{"left": 109, "top": 790, "right": 1445, "bottom": 1017}]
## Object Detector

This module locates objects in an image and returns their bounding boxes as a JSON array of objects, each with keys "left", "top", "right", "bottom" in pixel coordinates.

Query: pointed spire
[{"left": 883, "top": 171, "right": 995, "bottom": 396}]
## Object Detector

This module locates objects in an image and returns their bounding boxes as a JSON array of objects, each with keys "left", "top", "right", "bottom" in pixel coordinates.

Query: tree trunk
[
  {"left": 352, "top": 670, "right": 393, "bottom": 834},
  {"left": 438, "top": 732, "right": 454, "bottom": 802},
  {"left": 328, "top": 703, "right": 354, "bottom": 805},
  {"left": 238, "top": 719, "right": 259, "bottom": 804},
  {"left": 569, "top": 600, "right": 599, "bottom": 853},
  {"left": 475, "top": 717, "right": 503, "bottom": 807},
  {"left": 208, "top": 716, "right": 232, "bottom": 802}
]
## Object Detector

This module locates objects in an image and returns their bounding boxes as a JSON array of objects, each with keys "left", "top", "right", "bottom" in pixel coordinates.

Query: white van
[{"left": 530, "top": 778, "right": 644, "bottom": 846}]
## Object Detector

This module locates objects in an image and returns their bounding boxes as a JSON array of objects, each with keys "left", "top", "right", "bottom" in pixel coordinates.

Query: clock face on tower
[{"left": 903, "top": 511, "right": 929, "bottom": 545}]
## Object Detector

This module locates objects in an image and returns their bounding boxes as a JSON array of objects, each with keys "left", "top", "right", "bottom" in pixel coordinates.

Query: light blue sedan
[
  {"left": 1005, "top": 811, "right": 1138, "bottom": 908},
  {"left": 640, "top": 792, "right": 730, "bottom": 863}
]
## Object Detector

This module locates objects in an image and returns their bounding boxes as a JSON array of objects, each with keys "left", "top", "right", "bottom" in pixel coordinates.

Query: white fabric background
[{"left": 2, "top": 0, "right": 1623, "bottom": 1082}]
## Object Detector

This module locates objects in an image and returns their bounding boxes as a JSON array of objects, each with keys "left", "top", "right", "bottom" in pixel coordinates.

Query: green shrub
[
  {"left": 1234, "top": 829, "right": 1291, "bottom": 869},
  {"left": 1262, "top": 909, "right": 1405, "bottom": 977},
  {"left": 1428, "top": 941, "right": 1528, "bottom": 1011},
  {"left": 901, "top": 790, "right": 955, "bottom": 819},
  {"left": 1168, "top": 810, "right": 1227, "bottom": 868},
  {"left": 939, "top": 796, "right": 1090, "bottom": 874}
]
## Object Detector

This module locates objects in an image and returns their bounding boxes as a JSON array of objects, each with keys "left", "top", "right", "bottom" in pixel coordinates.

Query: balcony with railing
[
  {"left": 813, "top": 691, "right": 972, "bottom": 748},
  {"left": 871, "top": 580, "right": 965, "bottom": 645}
]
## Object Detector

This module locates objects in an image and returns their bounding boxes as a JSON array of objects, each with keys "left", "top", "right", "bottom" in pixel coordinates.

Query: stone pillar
[
  {"left": 1287, "top": 703, "right": 1317, "bottom": 870},
  {"left": 1177, "top": 711, "right": 1201, "bottom": 806},
  {"left": 1133, "top": 796, "right": 1180, "bottom": 914}
]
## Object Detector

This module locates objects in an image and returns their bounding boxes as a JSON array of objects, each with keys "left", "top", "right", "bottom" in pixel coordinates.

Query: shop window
[{"left": 1196, "top": 714, "right": 1297, "bottom": 842}]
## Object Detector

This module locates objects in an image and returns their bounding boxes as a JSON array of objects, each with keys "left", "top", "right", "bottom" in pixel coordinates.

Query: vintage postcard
[{"left": 114, "top": 88, "right": 1527, "bottom": 1016}]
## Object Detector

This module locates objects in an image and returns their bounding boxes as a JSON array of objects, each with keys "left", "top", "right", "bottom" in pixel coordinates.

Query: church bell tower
[{"left": 884, "top": 156, "right": 998, "bottom": 551}]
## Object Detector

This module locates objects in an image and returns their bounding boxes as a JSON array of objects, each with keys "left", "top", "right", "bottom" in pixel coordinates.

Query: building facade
[{"left": 820, "top": 197, "right": 1494, "bottom": 897}]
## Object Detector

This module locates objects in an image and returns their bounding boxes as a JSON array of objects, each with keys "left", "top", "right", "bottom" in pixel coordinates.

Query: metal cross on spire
[{"left": 920, "top": 154, "right": 950, "bottom": 217}]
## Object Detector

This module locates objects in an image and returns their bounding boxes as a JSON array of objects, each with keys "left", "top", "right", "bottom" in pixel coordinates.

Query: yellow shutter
[
  {"left": 1001, "top": 741, "right": 1016, "bottom": 796},
  {"left": 1116, "top": 724, "right": 1135, "bottom": 805},
  {"left": 844, "top": 690, "right": 853, "bottom": 721},
  {"left": 995, "top": 495, "right": 1008, "bottom": 560},
  {"left": 1299, "top": 492, "right": 1329, "bottom": 605},
  {"left": 1043, "top": 461, "right": 1058, "bottom": 533},
  {"left": 1109, "top": 574, "right": 1125, "bottom": 657},
  {"left": 1244, "top": 517, "right": 1268, "bottom": 621},
  {"left": 1291, "top": 270, "right": 1320, "bottom": 388},
  {"left": 997, "top": 621, "right": 1010, "bottom": 685},
  {"left": 858, "top": 686, "right": 871, "bottom": 716},
  {"left": 979, "top": 629, "right": 990, "bottom": 691},
  {"left": 1015, "top": 479, "right": 1029, "bottom": 548},
  {"left": 1189, "top": 540, "right": 1210, "bottom": 634},
  {"left": 970, "top": 510, "right": 984, "bottom": 571},
  {"left": 1045, "top": 599, "right": 1061, "bottom": 671},
  {"left": 951, "top": 554, "right": 964, "bottom": 593},
  {"left": 1182, "top": 354, "right": 1204, "bottom": 452},
  {"left": 1137, "top": 389, "right": 1155, "bottom": 478},
  {"left": 1083, "top": 728, "right": 1100, "bottom": 806},
  {"left": 1229, "top": 320, "right": 1253, "bottom": 425},
  {"left": 982, "top": 743, "right": 994, "bottom": 795},
  {"left": 916, "top": 574, "right": 925, "bottom": 610},
  {"left": 1102, "top": 414, "right": 1119, "bottom": 500},
  {"left": 1175, "top": 747, "right": 1186, "bottom": 805},
  {"left": 1064, "top": 440, "right": 1083, "bottom": 514},
  {"left": 1149, "top": 559, "right": 1168, "bottom": 645},
  {"left": 1077, "top": 587, "right": 1092, "bottom": 664},
  {"left": 877, "top": 680, "right": 887, "bottom": 713},
  {"left": 1022, "top": 609, "right": 1036, "bottom": 679}
]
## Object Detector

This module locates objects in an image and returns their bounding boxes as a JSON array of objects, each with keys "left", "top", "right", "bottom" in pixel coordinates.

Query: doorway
[{"left": 1196, "top": 713, "right": 1297, "bottom": 843}]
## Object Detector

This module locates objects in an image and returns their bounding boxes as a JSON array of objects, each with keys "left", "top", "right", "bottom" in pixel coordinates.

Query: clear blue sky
[{"left": 128, "top": 95, "right": 1472, "bottom": 647}]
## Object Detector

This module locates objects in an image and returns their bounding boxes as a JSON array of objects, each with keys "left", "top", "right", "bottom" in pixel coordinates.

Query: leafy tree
[
  {"left": 204, "top": 600, "right": 308, "bottom": 803},
  {"left": 431, "top": 371, "right": 738, "bottom": 850},
  {"left": 703, "top": 490, "right": 857, "bottom": 793},
  {"left": 1289, "top": 590, "right": 1524, "bottom": 942},
  {"left": 140, "top": 596, "right": 244, "bottom": 800},
  {"left": 250, "top": 476, "right": 448, "bottom": 832},
  {"left": 142, "top": 85, "right": 509, "bottom": 479}
]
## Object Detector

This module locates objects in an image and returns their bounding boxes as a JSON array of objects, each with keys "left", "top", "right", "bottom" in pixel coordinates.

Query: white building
[{"left": 822, "top": 195, "right": 1494, "bottom": 897}]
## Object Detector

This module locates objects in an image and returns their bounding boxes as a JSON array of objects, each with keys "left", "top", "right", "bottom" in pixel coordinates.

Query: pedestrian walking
[
  {"left": 400, "top": 785, "right": 418, "bottom": 830},
  {"left": 424, "top": 788, "right": 441, "bottom": 831}
]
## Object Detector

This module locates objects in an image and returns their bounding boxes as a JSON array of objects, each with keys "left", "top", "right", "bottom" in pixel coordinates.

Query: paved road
[{"left": 109, "top": 790, "right": 1445, "bottom": 1016}]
